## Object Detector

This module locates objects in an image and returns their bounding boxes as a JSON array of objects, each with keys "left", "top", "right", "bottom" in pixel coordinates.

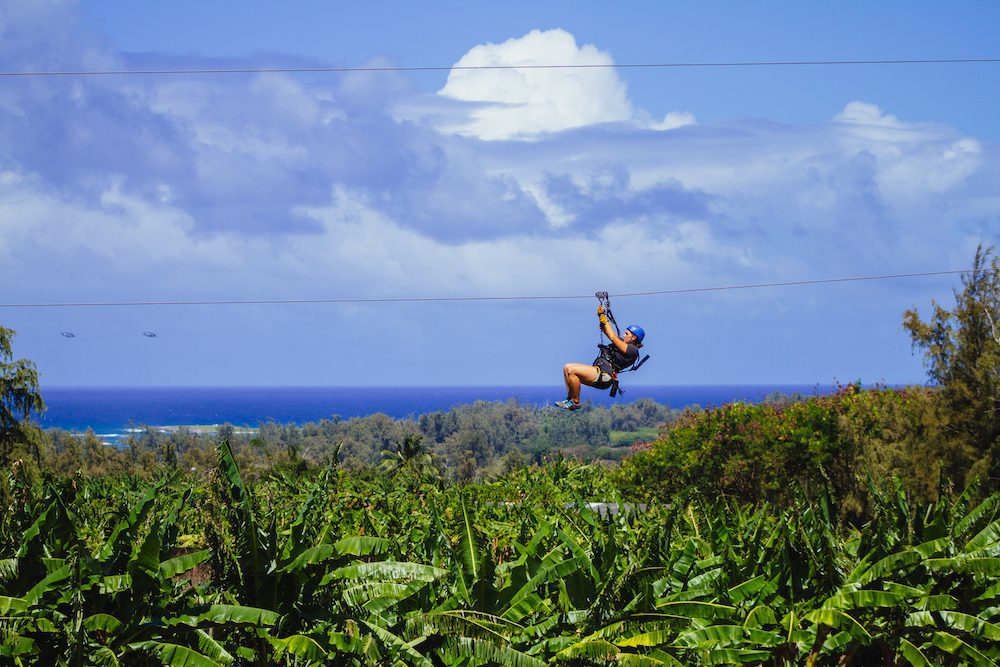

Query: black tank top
[{"left": 596, "top": 343, "right": 639, "bottom": 372}]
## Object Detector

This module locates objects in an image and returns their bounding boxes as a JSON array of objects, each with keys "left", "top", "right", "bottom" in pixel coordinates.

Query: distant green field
[{"left": 610, "top": 426, "right": 659, "bottom": 445}]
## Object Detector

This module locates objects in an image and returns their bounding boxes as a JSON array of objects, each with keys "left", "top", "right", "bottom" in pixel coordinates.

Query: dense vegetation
[
  {"left": 2, "top": 446, "right": 998, "bottom": 665},
  {"left": 617, "top": 385, "right": 944, "bottom": 518},
  {"left": 620, "top": 246, "right": 999, "bottom": 515},
  {"left": 1, "top": 246, "right": 997, "bottom": 664},
  {"left": 20, "top": 396, "right": 676, "bottom": 484}
]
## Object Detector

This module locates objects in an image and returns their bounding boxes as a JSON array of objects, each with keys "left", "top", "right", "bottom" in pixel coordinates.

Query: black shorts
[{"left": 591, "top": 358, "right": 615, "bottom": 390}]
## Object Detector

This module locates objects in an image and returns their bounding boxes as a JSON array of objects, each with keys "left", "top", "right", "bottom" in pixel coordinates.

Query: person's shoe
[{"left": 554, "top": 399, "right": 581, "bottom": 411}]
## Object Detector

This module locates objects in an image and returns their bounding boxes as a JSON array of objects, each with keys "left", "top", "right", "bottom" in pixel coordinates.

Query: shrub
[{"left": 615, "top": 385, "right": 947, "bottom": 519}]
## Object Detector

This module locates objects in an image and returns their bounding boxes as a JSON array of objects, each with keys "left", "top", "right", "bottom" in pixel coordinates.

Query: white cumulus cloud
[
  {"left": 436, "top": 29, "right": 636, "bottom": 140},
  {"left": 833, "top": 101, "right": 983, "bottom": 203}
]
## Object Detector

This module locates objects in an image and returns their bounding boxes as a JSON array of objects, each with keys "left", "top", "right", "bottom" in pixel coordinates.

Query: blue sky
[{"left": 0, "top": 1, "right": 998, "bottom": 387}]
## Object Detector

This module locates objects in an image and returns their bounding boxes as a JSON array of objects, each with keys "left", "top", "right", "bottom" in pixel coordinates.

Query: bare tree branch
[{"left": 986, "top": 307, "right": 1000, "bottom": 346}]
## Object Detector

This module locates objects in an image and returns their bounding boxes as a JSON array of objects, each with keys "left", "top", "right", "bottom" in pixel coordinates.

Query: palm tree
[{"left": 381, "top": 434, "right": 439, "bottom": 481}]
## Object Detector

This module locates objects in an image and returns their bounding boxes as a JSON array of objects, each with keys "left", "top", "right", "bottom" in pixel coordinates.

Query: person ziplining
[{"left": 556, "top": 292, "right": 649, "bottom": 411}]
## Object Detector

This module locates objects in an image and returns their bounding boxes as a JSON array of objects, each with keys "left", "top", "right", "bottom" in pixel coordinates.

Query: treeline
[{"left": 25, "top": 397, "right": 677, "bottom": 482}]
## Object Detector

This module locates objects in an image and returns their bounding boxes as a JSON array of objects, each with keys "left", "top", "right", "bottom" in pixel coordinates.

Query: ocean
[{"left": 37, "top": 384, "right": 837, "bottom": 439}]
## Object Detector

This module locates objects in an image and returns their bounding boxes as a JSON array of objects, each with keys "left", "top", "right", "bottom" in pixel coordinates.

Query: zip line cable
[
  {"left": 1, "top": 58, "right": 998, "bottom": 78},
  {"left": 0, "top": 269, "right": 971, "bottom": 309}
]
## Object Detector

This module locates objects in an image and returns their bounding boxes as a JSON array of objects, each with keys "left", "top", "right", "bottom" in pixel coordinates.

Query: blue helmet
[{"left": 626, "top": 325, "right": 645, "bottom": 343}]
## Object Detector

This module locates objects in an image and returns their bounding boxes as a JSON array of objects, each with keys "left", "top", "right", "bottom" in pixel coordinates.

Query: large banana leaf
[
  {"left": 742, "top": 604, "right": 777, "bottom": 629},
  {"left": 90, "top": 646, "right": 120, "bottom": 667},
  {"left": 215, "top": 438, "right": 266, "bottom": 598},
  {"left": 333, "top": 535, "right": 395, "bottom": 557},
  {"left": 22, "top": 563, "right": 70, "bottom": 606},
  {"left": 440, "top": 636, "right": 546, "bottom": 667},
  {"left": 197, "top": 603, "right": 279, "bottom": 626},
  {"left": 279, "top": 536, "right": 394, "bottom": 574},
  {"left": 727, "top": 575, "right": 768, "bottom": 604},
  {"left": 975, "top": 581, "right": 1000, "bottom": 602},
  {"left": 341, "top": 579, "right": 425, "bottom": 611},
  {"left": 503, "top": 551, "right": 587, "bottom": 619},
  {"left": 269, "top": 633, "right": 327, "bottom": 662},
  {"left": 15, "top": 499, "right": 58, "bottom": 559},
  {"left": 553, "top": 638, "right": 621, "bottom": 662},
  {"left": 616, "top": 628, "right": 679, "bottom": 647},
  {"left": 159, "top": 550, "right": 211, "bottom": 579},
  {"left": 907, "top": 609, "right": 1000, "bottom": 641},
  {"left": 914, "top": 594, "right": 960, "bottom": 612},
  {"left": 326, "top": 560, "right": 446, "bottom": 584},
  {"left": 673, "top": 623, "right": 782, "bottom": 648},
  {"left": 0, "top": 635, "right": 36, "bottom": 659},
  {"left": 165, "top": 604, "right": 280, "bottom": 627},
  {"left": 821, "top": 589, "right": 907, "bottom": 610},
  {"left": 0, "top": 558, "right": 17, "bottom": 582},
  {"left": 455, "top": 494, "right": 499, "bottom": 613},
  {"left": 361, "top": 619, "right": 433, "bottom": 667},
  {"left": 129, "top": 641, "right": 223, "bottom": 667},
  {"left": 853, "top": 549, "right": 922, "bottom": 586},
  {"left": 128, "top": 513, "right": 163, "bottom": 583},
  {"left": 803, "top": 609, "right": 871, "bottom": 638},
  {"left": 98, "top": 480, "right": 165, "bottom": 562},
  {"left": 654, "top": 600, "right": 734, "bottom": 621},
  {"left": 924, "top": 556, "right": 1000, "bottom": 575},
  {"left": 0, "top": 595, "right": 27, "bottom": 613},
  {"left": 898, "top": 638, "right": 932, "bottom": 667},
  {"left": 929, "top": 631, "right": 995, "bottom": 665},
  {"left": 194, "top": 630, "right": 234, "bottom": 665},
  {"left": 278, "top": 544, "right": 336, "bottom": 573},
  {"left": 955, "top": 494, "right": 1000, "bottom": 543},
  {"left": 82, "top": 613, "right": 123, "bottom": 633},
  {"left": 407, "top": 608, "right": 523, "bottom": 640},
  {"left": 700, "top": 647, "right": 774, "bottom": 664}
]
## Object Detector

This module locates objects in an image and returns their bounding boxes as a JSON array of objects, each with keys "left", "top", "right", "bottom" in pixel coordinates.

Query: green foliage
[
  {"left": 0, "top": 326, "right": 45, "bottom": 476},
  {"left": 904, "top": 243, "right": 1000, "bottom": 493},
  {"left": 615, "top": 385, "right": 950, "bottom": 518},
  {"left": 2, "top": 444, "right": 997, "bottom": 665},
  {"left": 30, "top": 395, "right": 677, "bottom": 485}
]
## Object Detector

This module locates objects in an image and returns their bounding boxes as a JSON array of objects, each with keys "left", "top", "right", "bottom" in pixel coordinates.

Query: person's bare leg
[{"left": 563, "top": 363, "right": 598, "bottom": 404}]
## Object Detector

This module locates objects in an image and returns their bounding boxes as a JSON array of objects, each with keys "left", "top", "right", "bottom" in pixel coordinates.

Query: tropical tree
[
  {"left": 903, "top": 244, "right": 1000, "bottom": 492},
  {"left": 0, "top": 326, "right": 45, "bottom": 491},
  {"left": 381, "top": 434, "right": 438, "bottom": 483}
]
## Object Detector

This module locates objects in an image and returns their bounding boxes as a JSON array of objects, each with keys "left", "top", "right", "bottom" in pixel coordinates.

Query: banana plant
[
  {"left": 202, "top": 438, "right": 457, "bottom": 665},
  {"left": 3, "top": 454, "right": 998, "bottom": 666}
]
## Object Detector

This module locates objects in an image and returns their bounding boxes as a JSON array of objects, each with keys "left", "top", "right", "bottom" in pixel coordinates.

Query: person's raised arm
[{"left": 598, "top": 306, "right": 629, "bottom": 354}]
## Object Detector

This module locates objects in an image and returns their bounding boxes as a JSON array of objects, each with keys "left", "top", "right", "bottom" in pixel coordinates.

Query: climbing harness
[{"left": 594, "top": 292, "right": 649, "bottom": 397}]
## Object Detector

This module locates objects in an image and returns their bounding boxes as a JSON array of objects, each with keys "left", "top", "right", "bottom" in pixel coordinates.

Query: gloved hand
[{"left": 597, "top": 305, "right": 608, "bottom": 324}]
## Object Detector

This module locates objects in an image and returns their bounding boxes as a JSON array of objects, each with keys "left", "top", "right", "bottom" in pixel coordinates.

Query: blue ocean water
[{"left": 37, "top": 384, "right": 837, "bottom": 437}]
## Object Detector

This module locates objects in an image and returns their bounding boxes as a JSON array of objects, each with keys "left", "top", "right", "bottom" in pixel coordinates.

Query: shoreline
[
  {"left": 63, "top": 424, "right": 260, "bottom": 444},
  {"left": 38, "top": 383, "right": 867, "bottom": 443}
]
